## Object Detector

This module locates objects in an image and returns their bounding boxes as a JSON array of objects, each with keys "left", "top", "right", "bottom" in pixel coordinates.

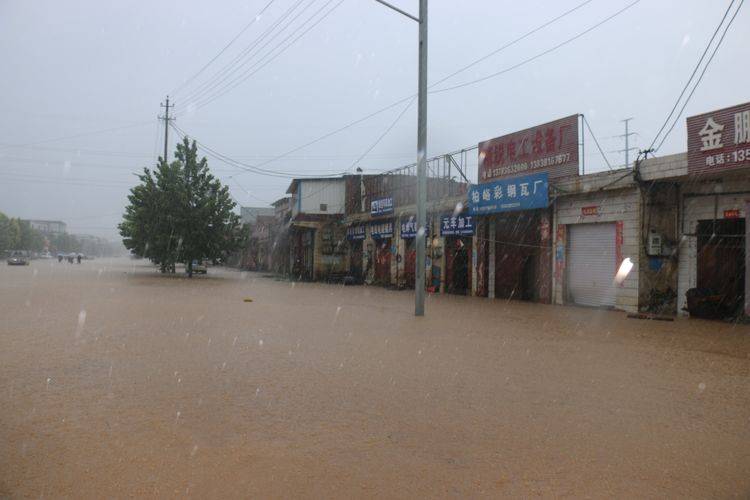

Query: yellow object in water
[{"left": 243, "top": 298, "right": 253, "bottom": 303}]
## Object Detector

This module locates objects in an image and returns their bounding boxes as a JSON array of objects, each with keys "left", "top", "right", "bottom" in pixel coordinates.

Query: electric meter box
[{"left": 647, "top": 230, "right": 662, "bottom": 256}]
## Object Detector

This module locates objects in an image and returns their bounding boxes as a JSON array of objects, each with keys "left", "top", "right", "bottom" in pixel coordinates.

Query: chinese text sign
[
  {"left": 478, "top": 115, "right": 579, "bottom": 182},
  {"left": 688, "top": 101, "right": 750, "bottom": 175},
  {"left": 467, "top": 172, "right": 549, "bottom": 215}
]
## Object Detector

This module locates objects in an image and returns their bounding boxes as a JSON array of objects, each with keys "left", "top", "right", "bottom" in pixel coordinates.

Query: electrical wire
[
  {"left": 653, "top": 0, "right": 744, "bottom": 152},
  {"left": 185, "top": 0, "right": 346, "bottom": 111},
  {"left": 176, "top": 0, "right": 310, "bottom": 106},
  {"left": 0, "top": 120, "right": 154, "bottom": 150},
  {"left": 429, "top": 0, "right": 595, "bottom": 89},
  {"left": 582, "top": 115, "right": 613, "bottom": 170},
  {"left": 229, "top": 1, "right": 630, "bottom": 174},
  {"left": 430, "top": 0, "right": 642, "bottom": 94},
  {"left": 169, "top": 0, "right": 279, "bottom": 96},
  {"left": 648, "top": 0, "right": 736, "bottom": 152}
]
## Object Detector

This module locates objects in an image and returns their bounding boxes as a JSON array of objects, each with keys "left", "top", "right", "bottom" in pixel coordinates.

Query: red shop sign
[
  {"left": 581, "top": 206, "right": 599, "bottom": 216},
  {"left": 687, "top": 101, "right": 750, "bottom": 175},
  {"left": 724, "top": 209, "right": 741, "bottom": 219},
  {"left": 478, "top": 114, "right": 579, "bottom": 182}
]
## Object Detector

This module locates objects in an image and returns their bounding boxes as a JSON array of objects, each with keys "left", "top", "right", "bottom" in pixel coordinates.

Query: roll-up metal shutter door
[{"left": 567, "top": 223, "right": 616, "bottom": 307}]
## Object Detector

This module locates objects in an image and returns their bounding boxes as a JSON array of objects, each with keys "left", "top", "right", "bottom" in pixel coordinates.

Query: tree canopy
[{"left": 119, "top": 137, "right": 242, "bottom": 276}]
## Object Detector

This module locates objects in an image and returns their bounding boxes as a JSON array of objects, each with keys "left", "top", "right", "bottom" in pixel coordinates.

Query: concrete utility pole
[
  {"left": 159, "top": 96, "right": 174, "bottom": 162},
  {"left": 373, "top": 0, "right": 427, "bottom": 317}
]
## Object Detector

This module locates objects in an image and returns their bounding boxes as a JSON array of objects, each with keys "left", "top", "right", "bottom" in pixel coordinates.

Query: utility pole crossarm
[{"left": 373, "top": 0, "right": 419, "bottom": 22}]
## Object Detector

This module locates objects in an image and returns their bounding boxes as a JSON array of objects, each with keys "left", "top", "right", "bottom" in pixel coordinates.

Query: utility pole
[
  {"left": 159, "top": 96, "right": 174, "bottom": 162},
  {"left": 618, "top": 118, "right": 636, "bottom": 169},
  {"left": 373, "top": 0, "right": 427, "bottom": 317}
]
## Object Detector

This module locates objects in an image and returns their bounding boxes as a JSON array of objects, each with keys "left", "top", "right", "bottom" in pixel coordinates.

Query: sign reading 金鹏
[
  {"left": 478, "top": 115, "right": 579, "bottom": 182},
  {"left": 687, "top": 101, "right": 750, "bottom": 175},
  {"left": 467, "top": 172, "right": 549, "bottom": 215}
]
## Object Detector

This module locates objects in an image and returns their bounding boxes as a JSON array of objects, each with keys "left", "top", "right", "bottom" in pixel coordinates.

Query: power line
[
  {"left": 170, "top": 122, "right": 345, "bottom": 178},
  {"left": 0, "top": 121, "right": 154, "bottom": 150},
  {"left": 176, "top": 0, "right": 310, "bottom": 106},
  {"left": 230, "top": 1, "right": 628, "bottom": 174},
  {"left": 169, "top": 0, "right": 279, "bottom": 96},
  {"left": 582, "top": 115, "right": 613, "bottom": 170},
  {"left": 430, "top": 0, "right": 642, "bottom": 94},
  {"left": 648, "top": 0, "right": 736, "bottom": 152},
  {"left": 183, "top": 0, "right": 346, "bottom": 111},
  {"left": 652, "top": 0, "right": 744, "bottom": 152},
  {"left": 429, "top": 0, "right": 595, "bottom": 89},
  {"left": 347, "top": 96, "right": 416, "bottom": 173}
]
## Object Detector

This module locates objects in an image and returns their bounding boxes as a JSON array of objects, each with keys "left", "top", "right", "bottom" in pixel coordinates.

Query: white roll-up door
[{"left": 567, "top": 223, "right": 616, "bottom": 307}]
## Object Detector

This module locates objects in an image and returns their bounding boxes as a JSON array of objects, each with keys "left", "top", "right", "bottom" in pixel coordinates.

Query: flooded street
[{"left": 1, "top": 258, "right": 749, "bottom": 498}]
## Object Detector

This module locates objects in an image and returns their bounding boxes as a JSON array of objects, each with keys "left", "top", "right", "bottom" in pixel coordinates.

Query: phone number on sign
[{"left": 483, "top": 153, "right": 571, "bottom": 180}]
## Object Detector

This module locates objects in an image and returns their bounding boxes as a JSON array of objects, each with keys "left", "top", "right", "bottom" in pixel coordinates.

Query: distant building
[
  {"left": 24, "top": 220, "right": 67, "bottom": 235},
  {"left": 240, "top": 206, "right": 274, "bottom": 226}
]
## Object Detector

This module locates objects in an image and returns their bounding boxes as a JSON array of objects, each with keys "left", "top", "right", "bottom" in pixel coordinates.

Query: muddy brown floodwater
[{"left": 1, "top": 258, "right": 749, "bottom": 498}]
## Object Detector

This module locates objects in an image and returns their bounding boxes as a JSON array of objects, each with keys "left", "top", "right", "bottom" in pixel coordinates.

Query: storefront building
[
  {"left": 470, "top": 115, "right": 579, "bottom": 303},
  {"left": 638, "top": 101, "right": 750, "bottom": 318},
  {"left": 551, "top": 170, "right": 640, "bottom": 312}
]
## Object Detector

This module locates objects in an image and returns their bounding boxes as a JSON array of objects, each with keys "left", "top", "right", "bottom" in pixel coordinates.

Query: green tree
[{"left": 119, "top": 137, "right": 242, "bottom": 277}]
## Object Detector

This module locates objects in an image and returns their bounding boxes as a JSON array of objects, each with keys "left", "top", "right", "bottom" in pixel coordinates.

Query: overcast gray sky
[{"left": 0, "top": 0, "right": 747, "bottom": 239}]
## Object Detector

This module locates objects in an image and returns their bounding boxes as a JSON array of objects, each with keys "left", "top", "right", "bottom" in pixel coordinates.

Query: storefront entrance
[
  {"left": 566, "top": 222, "right": 617, "bottom": 307},
  {"left": 374, "top": 239, "right": 392, "bottom": 285},
  {"left": 494, "top": 213, "right": 541, "bottom": 301},
  {"left": 696, "top": 218, "right": 746, "bottom": 316},
  {"left": 445, "top": 237, "right": 472, "bottom": 295},
  {"left": 349, "top": 240, "right": 363, "bottom": 283},
  {"left": 404, "top": 238, "right": 416, "bottom": 288},
  {"left": 292, "top": 229, "right": 315, "bottom": 281}
]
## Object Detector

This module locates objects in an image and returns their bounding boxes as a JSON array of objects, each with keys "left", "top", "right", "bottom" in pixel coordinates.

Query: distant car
[
  {"left": 40, "top": 251, "right": 53, "bottom": 259},
  {"left": 7, "top": 251, "right": 29, "bottom": 266},
  {"left": 188, "top": 260, "right": 207, "bottom": 274}
]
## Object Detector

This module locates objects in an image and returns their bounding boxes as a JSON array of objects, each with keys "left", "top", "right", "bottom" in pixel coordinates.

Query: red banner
[
  {"left": 478, "top": 115, "right": 579, "bottom": 182},
  {"left": 687, "top": 101, "right": 750, "bottom": 175}
]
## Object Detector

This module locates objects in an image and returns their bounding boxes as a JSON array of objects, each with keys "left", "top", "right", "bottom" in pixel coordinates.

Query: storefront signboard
[
  {"left": 440, "top": 214, "right": 475, "bottom": 236},
  {"left": 478, "top": 114, "right": 579, "bottom": 182},
  {"left": 687, "top": 101, "right": 750, "bottom": 175},
  {"left": 370, "top": 220, "right": 394, "bottom": 239},
  {"left": 400, "top": 216, "right": 430, "bottom": 239},
  {"left": 370, "top": 197, "right": 394, "bottom": 216},
  {"left": 346, "top": 225, "right": 366, "bottom": 241},
  {"left": 467, "top": 172, "right": 549, "bottom": 215}
]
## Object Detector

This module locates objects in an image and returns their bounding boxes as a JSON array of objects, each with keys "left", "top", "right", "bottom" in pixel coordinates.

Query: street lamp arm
[{"left": 373, "top": 0, "right": 419, "bottom": 22}]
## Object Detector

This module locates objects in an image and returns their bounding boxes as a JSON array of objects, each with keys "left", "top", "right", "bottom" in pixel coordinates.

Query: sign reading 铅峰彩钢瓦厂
[
  {"left": 467, "top": 172, "right": 549, "bottom": 216},
  {"left": 688, "top": 101, "right": 750, "bottom": 175},
  {"left": 478, "top": 114, "right": 579, "bottom": 182}
]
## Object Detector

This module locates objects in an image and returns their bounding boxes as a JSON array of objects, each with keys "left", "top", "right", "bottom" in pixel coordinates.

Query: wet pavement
[{"left": 1, "top": 258, "right": 749, "bottom": 498}]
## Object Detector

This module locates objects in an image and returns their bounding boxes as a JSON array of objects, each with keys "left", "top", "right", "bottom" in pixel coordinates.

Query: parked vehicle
[
  {"left": 7, "top": 251, "right": 29, "bottom": 266},
  {"left": 187, "top": 260, "right": 207, "bottom": 274}
]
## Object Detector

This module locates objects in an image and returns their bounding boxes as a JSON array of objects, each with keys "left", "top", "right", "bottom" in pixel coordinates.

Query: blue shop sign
[
  {"left": 346, "top": 224, "right": 366, "bottom": 241},
  {"left": 370, "top": 220, "right": 394, "bottom": 239},
  {"left": 400, "top": 216, "right": 430, "bottom": 239},
  {"left": 468, "top": 172, "right": 549, "bottom": 215},
  {"left": 440, "top": 214, "right": 475, "bottom": 236},
  {"left": 370, "top": 196, "right": 394, "bottom": 216}
]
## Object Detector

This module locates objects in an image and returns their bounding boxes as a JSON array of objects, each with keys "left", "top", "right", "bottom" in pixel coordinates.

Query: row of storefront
[{"left": 263, "top": 102, "right": 749, "bottom": 319}]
